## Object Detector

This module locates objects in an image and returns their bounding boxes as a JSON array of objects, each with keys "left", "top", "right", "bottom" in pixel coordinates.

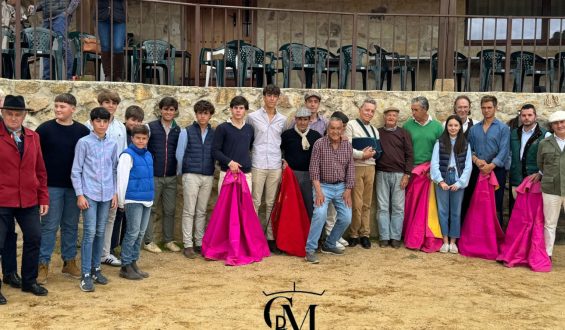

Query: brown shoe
[
  {"left": 119, "top": 265, "right": 142, "bottom": 280},
  {"left": 62, "top": 259, "right": 81, "bottom": 279},
  {"left": 183, "top": 247, "right": 197, "bottom": 259},
  {"left": 390, "top": 239, "right": 402, "bottom": 249},
  {"left": 37, "top": 264, "right": 48, "bottom": 285}
]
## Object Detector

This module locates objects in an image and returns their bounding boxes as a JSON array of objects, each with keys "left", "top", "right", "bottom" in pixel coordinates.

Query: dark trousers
[
  {"left": 1, "top": 223, "right": 17, "bottom": 276},
  {"left": 293, "top": 170, "right": 314, "bottom": 220},
  {"left": 0, "top": 206, "right": 41, "bottom": 287},
  {"left": 110, "top": 208, "right": 127, "bottom": 254},
  {"left": 462, "top": 165, "right": 506, "bottom": 226}
]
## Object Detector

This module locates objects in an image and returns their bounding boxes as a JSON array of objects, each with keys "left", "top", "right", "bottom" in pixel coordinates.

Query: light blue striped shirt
[{"left": 71, "top": 132, "right": 118, "bottom": 202}]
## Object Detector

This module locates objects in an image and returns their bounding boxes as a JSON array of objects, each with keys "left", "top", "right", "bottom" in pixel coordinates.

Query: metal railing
[{"left": 1, "top": 0, "right": 565, "bottom": 92}]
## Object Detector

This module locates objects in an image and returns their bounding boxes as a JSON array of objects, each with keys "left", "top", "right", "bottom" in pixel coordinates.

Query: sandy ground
[{"left": 1, "top": 242, "right": 564, "bottom": 330}]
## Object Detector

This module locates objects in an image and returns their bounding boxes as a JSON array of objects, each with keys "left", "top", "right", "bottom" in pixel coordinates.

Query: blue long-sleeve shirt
[
  {"left": 431, "top": 140, "right": 473, "bottom": 189},
  {"left": 467, "top": 119, "right": 510, "bottom": 168},
  {"left": 71, "top": 132, "right": 118, "bottom": 202}
]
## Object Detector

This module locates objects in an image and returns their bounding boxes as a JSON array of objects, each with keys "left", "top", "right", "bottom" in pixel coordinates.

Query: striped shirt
[
  {"left": 309, "top": 136, "right": 355, "bottom": 189},
  {"left": 71, "top": 132, "right": 118, "bottom": 202}
]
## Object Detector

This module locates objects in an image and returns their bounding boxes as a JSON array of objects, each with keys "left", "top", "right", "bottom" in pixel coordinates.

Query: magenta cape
[
  {"left": 497, "top": 180, "right": 551, "bottom": 272},
  {"left": 459, "top": 172, "right": 504, "bottom": 260},
  {"left": 403, "top": 162, "right": 443, "bottom": 252},
  {"left": 202, "top": 172, "right": 270, "bottom": 266},
  {"left": 270, "top": 167, "right": 310, "bottom": 257}
]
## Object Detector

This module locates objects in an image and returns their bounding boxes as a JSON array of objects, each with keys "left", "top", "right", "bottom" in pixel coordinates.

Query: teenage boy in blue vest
[
  {"left": 110, "top": 105, "right": 145, "bottom": 258},
  {"left": 72, "top": 107, "right": 118, "bottom": 292},
  {"left": 144, "top": 97, "right": 181, "bottom": 253},
  {"left": 36, "top": 93, "right": 89, "bottom": 285},
  {"left": 175, "top": 100, "right": 215, "bottom": 259},
  {"left": 85, "top": 89, "right": 127, "bottom": 267},
  {"left": 117, "top": 125, "right": 154, "bottom": 280}
]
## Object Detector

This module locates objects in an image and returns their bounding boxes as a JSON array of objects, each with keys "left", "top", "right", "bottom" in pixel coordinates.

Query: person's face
[
  {"left": 92, "top": 118, "right": 110, "bottom": 137},
  {"left": 132, "top": 133, "right": 149, "bottom": 149},
  {"left": 519, "top": 108, "right": 536, "bottom": 127},
  {"left": 100, "top": 100, "right": 118, "bottom": 116},
  {"left": 305, "top": 97, "right": 320, "bottom": 113},
  {"left": 263, "top": 93, "right": 279, "bottom": 109},
  {"left": 1, "top": 109, "right": 26, "bottom": 131},
  {"left": 230, "top": 105, "right": 247, "bottom": 121},
  {"left": 7, "top": 0, "right": 15, "bottom": 6},
  {"left": 446, "top": 118, "right": 461, "bottom": 137},
  {"left": 295, "top": 116, "right": 309, "bottom": 132},
  {"left": 195, "top": 110, "right": 212, "bottom": 127},
  {"left": 383, "top": 111, "right": 399, "bottom": 128},
  {"left": 54, "top": 102, "right": 75, "bottom": 122},
  {"left": 359, "top": 103, "right": 376, "bottom": 123},
  {"left": 411, "top": 102, "right": 428, "bottom": 123},
  {"left": 480, "top": 101, "right": 496, "bottom": 119},
  {"left": 454, "top": 99, "right": 470, "bottom": 120},
  {"left": 125, "top": 118, "right": 142, "bottom": 131},
  {"left": 160, "top": 106, "right": 176, "bottom": 122},
  {"left": 551, "top": 120, "right": 565, "bottom": 138},
  {"left": 327, "top": 120, "right": 344, "bottom": 143}
]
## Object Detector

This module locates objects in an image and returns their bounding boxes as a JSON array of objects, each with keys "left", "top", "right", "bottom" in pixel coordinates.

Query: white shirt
[
  {"left": 117, "top": 153, "right": 154, "bottom": 209},
  {"left": 555, "top": 134, "right": 565, "bottom": 152},
  {"left": 520, "top": 124, "right": 537, "bottom": 159},
  {"left": 246, "top": 108, "right": 287, "bottom": 169}
]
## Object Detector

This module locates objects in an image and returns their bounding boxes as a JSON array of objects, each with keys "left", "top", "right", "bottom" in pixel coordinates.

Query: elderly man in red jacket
[{"left": 0, "top": 95, "right": 49, "bottom": 304}]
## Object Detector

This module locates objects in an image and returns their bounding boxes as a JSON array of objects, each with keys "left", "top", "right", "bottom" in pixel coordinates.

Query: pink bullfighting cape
[
  {"left": 459, "top": 172, "right": 504, "bottom": 260},
  {"left": 202, "top": 172, "right": 270, "bottom": 266},
  {"left": 497, "top": 180, "right": 551, "bottom": 272},
  {"left": 403, "top": 162, "right": 443, "bottom": 252},
  {"left": 269, "top": 166, "right": 310, "bottom": 257}
]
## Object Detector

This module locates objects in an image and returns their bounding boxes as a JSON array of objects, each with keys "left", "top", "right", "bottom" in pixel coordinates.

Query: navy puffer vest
[
  {"left": 438, "top": 138, "right": 468, "bottom": 178},
  {"left": 181, "top": 122, "right": 215, "bottom": 176},
  {"left": 123, "top": 145, "right": 155, "bottom": 201},
  {"left": 147, "top": 120, "right": 180, "bottom": 177}
]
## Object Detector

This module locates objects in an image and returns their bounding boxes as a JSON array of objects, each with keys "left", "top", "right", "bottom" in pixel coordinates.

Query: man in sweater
[
  {"left": 402, "top": 96, "right": 444, "bottom": 166},
  {"left": 345, "top": 99, "right": 379, "bottom": 249},
  {"left": 212, "top": 96, "right": 254, "bottom": 192},
  {"left": 376, "top": 107, "right": 413, "bottom": 248},
  {"left": 145, "top": 97, "right": 182, "bottom": 253},
  {"left": 537, "top": 110, "right": 565, "bottom": 260},
  {"left": 246, "top": 85, "right": 287, "bottom": 253},
  {"left": 280, "top": 107, "right": 322, "bottom": 219},
  {"left": 36, "top": 93, "right": 89, "bottom": 284},
  {"left": 176, "top": 100, "right": 216, "bottom": 259}
]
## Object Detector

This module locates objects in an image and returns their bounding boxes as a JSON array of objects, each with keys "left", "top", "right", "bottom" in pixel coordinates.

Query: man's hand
[
  {"left": 39, "top": 205, "right": 49, "bottom": 216},
  {"left": 400, "top": 174, "right": 410, "bottom": 190},
  {"left": 111, "top": 195, "right": 118, "bottom": 209},
  {"left": 480, "top": 162, "right": 495, "bottom": 175},
  {"left": 527, "top": 173, "right": 542, "bottom": 183},
  {"left": 343, "top": 189, "right": 352, "bottom": 208},
  {"left": 361, "top": 146, "right": 376, "bottom": 160},
  {"left": 282, "top": 159, "right": 288, "bottom": 170},
  {"left": 77, "top": 195, "right": 89, "bottom": 210},
  {"left": 228, "top": 160, "right": 241, "bottom": 174},
  {"left": 314, "top": 189, "right": 325, "bottom": 207}
]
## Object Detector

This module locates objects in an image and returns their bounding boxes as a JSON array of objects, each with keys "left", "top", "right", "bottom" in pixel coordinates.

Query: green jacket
[
  {"left": 537, "top": 135, "right": 565, "bottom": 196},
  {"left": 509, "top": 124, "right": 546, "bottom": 186}
]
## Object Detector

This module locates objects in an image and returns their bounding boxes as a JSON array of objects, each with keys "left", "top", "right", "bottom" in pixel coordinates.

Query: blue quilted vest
[{"left": 123, "top": 145, "right": 155, "bottom": 202}]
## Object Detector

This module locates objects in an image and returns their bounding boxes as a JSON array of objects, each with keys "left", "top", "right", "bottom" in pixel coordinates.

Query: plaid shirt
[{"left": 309, "top": 136, "right": 355, "bottom": 189}]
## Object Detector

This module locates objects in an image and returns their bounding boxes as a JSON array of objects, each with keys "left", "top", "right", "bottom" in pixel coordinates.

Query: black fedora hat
[{"left": 0, "top": 95, "right": 33, "bottom": 111}]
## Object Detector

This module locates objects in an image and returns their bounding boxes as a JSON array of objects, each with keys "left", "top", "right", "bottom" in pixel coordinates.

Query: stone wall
[{"left": 1, "top": 78, "right": 563, "bottom": 242}]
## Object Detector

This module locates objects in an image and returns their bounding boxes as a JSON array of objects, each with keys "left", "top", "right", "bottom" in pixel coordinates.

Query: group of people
[{"left": 0, "top": 84, "right": 564, "bottom": 304}]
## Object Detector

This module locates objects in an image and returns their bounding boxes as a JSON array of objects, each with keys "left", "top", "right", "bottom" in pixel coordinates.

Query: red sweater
[{"left": 0, "top": 122, "right": 49, "bottom": 208}]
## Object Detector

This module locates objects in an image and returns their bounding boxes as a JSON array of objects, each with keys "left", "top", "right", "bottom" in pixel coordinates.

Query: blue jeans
[
  {"left": 42, "top": 14, "right": 73, "bottom": 79},
  {"left": 435, "top": 169, "right": 464, "bottom": 238},
  {"left": 306, "top": 183, "right": 352, "bottom": 253},
  {"left": 39, "top": 187, "right": 80, "bottom": 264},
  {"left": 81, "top": 197, "right": 110, "bottom": 275},
  {"left": 121, "top": 203, "right": 151, "bottom": 265},
  {"left": 97, "top": 20, "right": 126, "bottom": 53},
  {"left": 376, "top": 171, "right": 405, "bottom": 241}
]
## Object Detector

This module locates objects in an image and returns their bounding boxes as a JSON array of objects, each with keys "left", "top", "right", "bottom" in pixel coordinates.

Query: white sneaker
[
  {"left": 101, "top": 254, "right": 121, "bottom": 267},
  {"left": 335, "top": 241, "right": 346, "bottom": 251},
  {"left": 449, "top": 243, "right": 459, "bottom": 254},
  {"left": 143, "top": 242, "right": 162, "bottom": 253},
  {"left": 440, "top": 243, "right": 449, "bottom": 253},
  {"left": 165, "top": 241, "right": 181, "bottom": 252},
  {"left": 338, "top": 237, "right": 349, "bottom": 247}
]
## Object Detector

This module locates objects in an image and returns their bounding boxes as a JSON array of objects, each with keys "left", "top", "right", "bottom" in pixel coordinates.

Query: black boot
[
  {"left": 112, "top": 53, "right": 124, "bottom": 82},
  {"left": 119, "top": 265, "right": 142, "bottom": 280},
  {"left": 131, "top": 261, "right": 149, "bottom": 278},
  {"left": 0, "top": 281, "right": 6, "bottom": 305},
  {"left": 101, "top": 51, "right": 112, "bottom": 81}
]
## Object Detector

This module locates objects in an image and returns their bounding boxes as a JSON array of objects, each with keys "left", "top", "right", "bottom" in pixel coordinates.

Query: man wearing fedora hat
[
  {"left": 537, "top": 110, "right": 565, "bottom": 260},
  {"left": 0, "top": 95, "right": 49, "bottom": 303}
]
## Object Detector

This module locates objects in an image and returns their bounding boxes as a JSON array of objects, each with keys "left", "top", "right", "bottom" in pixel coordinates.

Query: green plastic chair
[
  {"left": 134, "top": 39, "right": 176, "bottom": 85},
  {"left": 310, "top": 47, "right": 338, "bottom": 88},
  {"left": 238, "top": 44, "right": 274, "bottom": 87},
  {"left": 278, "top": 43, "right": 315, "bottom": 88},
  {"left": 431, "top": 51, "right": 470, "bottom": 91},
  {"left": 1, "top": 27, "right": 15, "bottom": 78},
  {"left": 556, "top": 52, "right": 565, "bottom": 92},
  {"left": 510, "top": 51, "right": 554, "bottom": 92},
  {"left": 21, "top": 27, "right": 63, "bottom": 80},
  {"left": 477, "top": 49, "right": 506, "bottom": 91},
  {"left": 337, "top": 45, "right": 375, "bottom": 90},
  {"left": 68, "top": 31, "right": 102, "bottom": 80}
]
